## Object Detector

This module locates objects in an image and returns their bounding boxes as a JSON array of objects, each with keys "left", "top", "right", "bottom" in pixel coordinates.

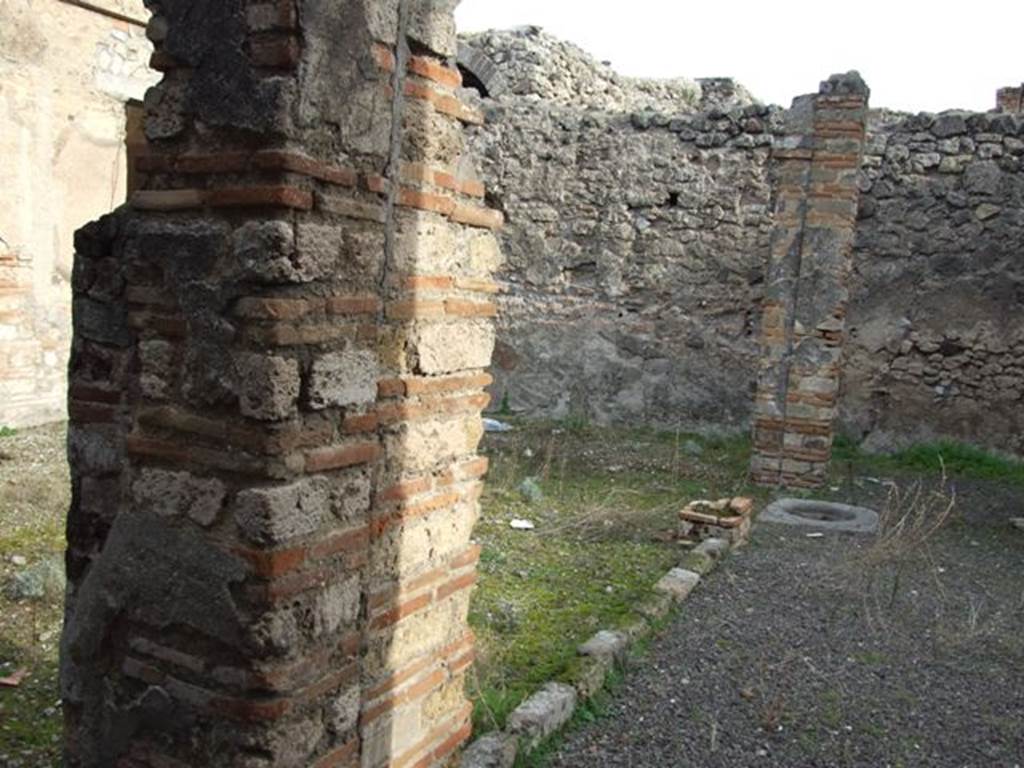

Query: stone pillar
[
  {"left": 62, "top": 2, "right": 502, "bottom": 766},
  {"left": 750, "top": 73, "right": 869, "bottom": 488},
  {"left": 996, "top": 84, "right": 1024, "bottom": 114}
]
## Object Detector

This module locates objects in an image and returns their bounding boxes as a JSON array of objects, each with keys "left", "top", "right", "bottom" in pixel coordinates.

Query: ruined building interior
[{"left": 0, "top": 1, "right": 1022, "bottom": 766}]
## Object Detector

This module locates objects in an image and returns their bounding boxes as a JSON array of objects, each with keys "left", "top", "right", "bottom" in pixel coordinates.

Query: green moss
[
  {"left": 0, "top": 638, "right": 62, "bottom": 764},
  {"left": 680, "top": 551, "right": 715, "bottom": 575}
]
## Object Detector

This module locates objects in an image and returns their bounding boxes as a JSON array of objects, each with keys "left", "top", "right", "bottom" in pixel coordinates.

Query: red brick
[
  {"left": 454, "top": 456, "right": 489, "bottom": 480},
  {"left": 404, "top": 275, "right": 454, "bottom": 291},
  {"left": 131, "top": 190, "right": 205, "bottom": 211},
  {"left": 451, "top": 203, "right": 504, "bottom": 230},
  {"left": 402, "top": 372, "right": 493, "bottom": 396},
  {"left": 445, "top": 298, "right": 497, "bottom": 318},
  {"left": 397, "top": 187, "right": 456, "bottom": 216},
  {"left": 326, "top": 295, "right": 380, "bottom": 315},
  {"left": 361, "top": 668, "right": 446, "bottom": 726},
  {"left": 312, "top": 736, "right": 360, "bottom": 768},
  {"left": 363, "top": 656, "right": 434, "bottom": 701},
  {"left": 369, "top": 591, "right": 432, "bottom": 630},
  {"left": 449, "top": 543, "right": 481, "bottom": 570},
  {"left": 304, "top": 441, "right": 381, "bottom": 473},
  {"left": 254, "top": 151, "right": 359, "bottom": 187},
  {"left": 234, "top": 297, "right": 320, "bottom": 320},
  {"left": 308, "top": 526, "right": 369, "bottom": 560},
  {"left": 386, "top": 300, "right": 445, "bottom": 320},
  {"left": 207, "top": 186, "right": 313, "bottom": 210},
  {"left": 407, "top": 55, "right": 462, "bottom": 89},
  {"left": 377, "top": 476, "right": 432, "bottom": 503},
  {"left": 176, "top": 152, "right": 250, "bottom": 174},
  {"left": 249, "top": 34, "right": 300, "bottom": 68},
  {"left": 436, "top": 571, "right": 477, "bottom": 601},
  {"left": 377, "top": 378, "right": 406, "bottom": 398},
  {"left": 371, "top": 43, "right": 396, "bottom": 73}
]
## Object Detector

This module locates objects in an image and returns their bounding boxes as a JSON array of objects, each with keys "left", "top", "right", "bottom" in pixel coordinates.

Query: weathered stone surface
[
  {"left": 570, "top": 654, "right": 611, "bottom": 699},
  {"left": 468, "top": 66, "right": 778, "bottom": 430},
  {"left": 578, "top": 629, "right": 629, "bottom": 663},
  {"left": 308, "top": 349, "right": 378, "bottom": 409},
  {"left": 694, "top": 538, "right": 730, "bottom": 560},
  {"left": 131, "top": 468, "right": 226, "bottom": 527},
  {"left": 506, "top": 682, "right": 577, "bottom": 750},
  {"left": 460, "top": 731, "right": 518, "bottom": 768},
  {"left": 234, "top": 353, "right": 301, "bottom": 421},
  {"left": 845, "top": 109, "right": 1024, "bottom": 455},
  {"left": 654, "top": 568, "right": 701, "bottom": 602},
  {"left": 414, "top": 322, "right": 496, "bottom": 375}
]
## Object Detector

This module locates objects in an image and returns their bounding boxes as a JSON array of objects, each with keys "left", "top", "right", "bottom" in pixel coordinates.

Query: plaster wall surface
[{"left": 0, "top": 0, "right": 156, "bottom": 427}]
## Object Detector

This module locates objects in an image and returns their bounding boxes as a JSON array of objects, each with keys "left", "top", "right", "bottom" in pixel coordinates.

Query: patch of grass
[
  {"left": 0, "top": 423, "right": 68, "bottom": 766},
  {"left": 469, "top": 419, "right": 763, "bottom": 737},
  {"left": 835, "top": 437, "right": 1024, "bottom": 485},
  {"left": 0, "top": 426, "right": 18, "bottom": 438}
]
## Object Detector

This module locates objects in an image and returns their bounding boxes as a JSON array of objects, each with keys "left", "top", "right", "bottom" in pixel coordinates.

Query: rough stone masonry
[
  {"left": 62, "top": 1, "right": 502, "bottom": 766},
  {"left": 464, "top": 29, "right": 1024, "bottom": 462}
]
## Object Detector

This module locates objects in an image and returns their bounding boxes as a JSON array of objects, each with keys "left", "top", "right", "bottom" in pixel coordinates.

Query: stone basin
[{"left": 759, "top": 498, "right": 879, "bottom": 534}]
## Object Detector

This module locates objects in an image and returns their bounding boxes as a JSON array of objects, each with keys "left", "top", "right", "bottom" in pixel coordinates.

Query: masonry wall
[
  {"left": 469, "top": 100, "right": 781, "bottom": 431},
  {"left": 63, "top": 1, "right": 501, "bottom": 766},
  {"left": 469, "top": 38, "right": 1024, "bottom": 456},
  {"left": 843, "top": 110, "right": 1024, "bottom": 454},
  {"left": 0, "top": 0, "right": 157, "bottom": 427}
]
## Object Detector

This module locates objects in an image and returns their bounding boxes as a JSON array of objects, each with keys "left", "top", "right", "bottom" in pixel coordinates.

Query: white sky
[{"left": 455, "top": 1, "right": 1024, "bottom": 113}]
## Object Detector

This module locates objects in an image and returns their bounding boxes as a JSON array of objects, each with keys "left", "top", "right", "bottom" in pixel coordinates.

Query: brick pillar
[
  {"left": 62, "top": 2, "right": 502, "bottom": 767},
  {"left": 750, "top": 73, "right": 869, "bottom": 488},
  {"left": 996, "top": 84, "right": 1024, "bottom": 113}
]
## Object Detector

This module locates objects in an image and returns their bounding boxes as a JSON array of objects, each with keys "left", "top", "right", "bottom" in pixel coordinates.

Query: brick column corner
[
  {"left": 62, "top": 2, "right": 501, "bottom": 766},
  {"left": 751, "top": 72, "right": 870, "bottom": 488}
]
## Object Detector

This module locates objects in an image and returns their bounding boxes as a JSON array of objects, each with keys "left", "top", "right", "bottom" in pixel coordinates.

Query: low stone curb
[{"left": 460, "top": 536, "right": 736, "bottom": 768}]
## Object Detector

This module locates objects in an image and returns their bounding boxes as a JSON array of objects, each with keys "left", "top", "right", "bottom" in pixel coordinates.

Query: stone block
[
  {"left": 460, "top": 732, "right": 518, "bottom": 768},
  {"left": 234, "top": 353, "right": 301, "bottom": 421},
  {"left": 413, "top": 322, "right": 495, "bottom": 375},
  {"left": 506, "top": 682, "right": 577, "bottom": 751},
  {"left": 570, "top": 655, "right": 612, "bottom": 699},
  {"left": 654, "top": 568, "right": 701, "bottom": 602},
  {"left": 578, "top": 630, "right": 629, "bottom": 664},
  {"left": 694, "top": 538, "right": 730, "bottom": 560},
  {"left": 232, "top": 479, "right": 325, "bottom": 546},
  {"left": 132, "top": 468, "right": 226, "bottom": 527},
  {"left": 308, "top": 348, "right": 378, "bottom": 409}
]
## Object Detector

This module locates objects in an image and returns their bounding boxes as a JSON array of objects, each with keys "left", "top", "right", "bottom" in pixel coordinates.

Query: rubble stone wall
[
  {"left": 63, "top": 1, "right": 501, "bottom": 766},
  {"left": 466, "top": 31, "right": 1024, "bottom": 456},
  {"left": 468, "top": 98, "right": 781, "bottom": 432},
  {"left": 844, "top": 110, "right": 1024, "bottom": 454}
]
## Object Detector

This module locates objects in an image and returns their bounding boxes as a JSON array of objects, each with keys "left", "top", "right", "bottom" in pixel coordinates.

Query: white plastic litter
[
  {"left": 510, "top": 519, "right": 536, "bottom": 531},
  {"left": 483, "top": 418, "right": 513, "bottom": 433}
]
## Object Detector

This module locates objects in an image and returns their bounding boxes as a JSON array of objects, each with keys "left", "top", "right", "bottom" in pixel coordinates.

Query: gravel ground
[{"left": 551, "top": 477, "right": 1024, "bottom": 768}]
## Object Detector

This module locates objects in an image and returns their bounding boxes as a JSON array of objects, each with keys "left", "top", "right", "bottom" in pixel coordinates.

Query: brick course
[{"left": 62, "top": 3, "right": 499, "bottom": 767}]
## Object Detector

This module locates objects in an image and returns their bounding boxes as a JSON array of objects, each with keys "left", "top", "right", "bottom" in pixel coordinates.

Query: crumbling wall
[
  {"left": 0, "top": 0, "right": 157, "bottom": 427},
  {"left": 468, "top": 75, "right": 779, "bottom": 430},
  {"left": 63, "top": 1, "right": 501, "bottom": 766},
  {"left": 844, "top": 110, "right": 1024, "bottom": 454}
]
